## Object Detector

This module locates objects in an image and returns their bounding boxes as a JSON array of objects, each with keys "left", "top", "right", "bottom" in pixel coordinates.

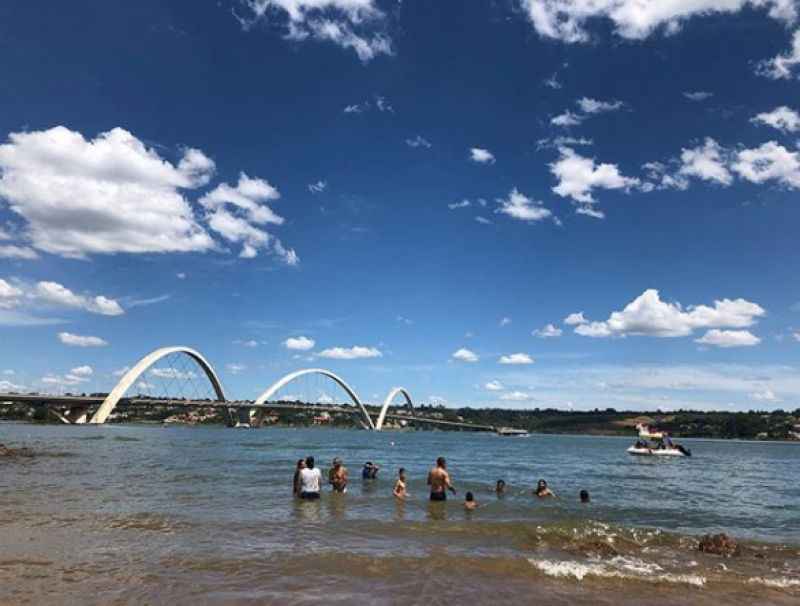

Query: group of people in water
[{"left": 293, "top": 455, "right": 591, "bottom": 509}]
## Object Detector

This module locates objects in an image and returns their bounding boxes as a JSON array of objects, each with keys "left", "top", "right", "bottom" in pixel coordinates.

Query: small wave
[
  {"left": 72, "top": 435, "right": 105, "bottom": 441},
  {"left": 748, "top": 576, "right": 800, "bottom": 589},
  {"left": 528, "top": 557, "right": 706, "bottom": 587},
  {"left": 112, "top": 436, "right": 141, "bottom": 442}
]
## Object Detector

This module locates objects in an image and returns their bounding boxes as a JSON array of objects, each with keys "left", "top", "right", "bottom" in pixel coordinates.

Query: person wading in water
[{"left": 427, "top": 456, "right": 456, "bottom": 501}]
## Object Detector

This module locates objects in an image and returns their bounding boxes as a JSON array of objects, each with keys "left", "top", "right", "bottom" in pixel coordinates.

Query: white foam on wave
[
  {"left": 748, "top": 576, "right": 800, "bottom": 589},
  {"left": 528, "top": 557, "right": 706, "bottom": 587}
]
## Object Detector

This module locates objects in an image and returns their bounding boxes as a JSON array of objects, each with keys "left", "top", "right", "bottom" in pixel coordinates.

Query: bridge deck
[{"left": 0, "top": 394, "right": 495, "bottom": 432}]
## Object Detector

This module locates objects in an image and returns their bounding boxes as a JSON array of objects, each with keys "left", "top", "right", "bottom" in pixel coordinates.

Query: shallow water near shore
[{"left": 2, "top": 423, "right": 799, "bottom": 605}]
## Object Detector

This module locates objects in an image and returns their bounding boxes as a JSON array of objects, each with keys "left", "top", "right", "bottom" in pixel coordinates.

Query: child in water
[
  {"left": 393, "top": 468, "right": 408, "bottom": 499},
  {"left": 464, "top": 491, "right": 478, "bottom": 510},
  {"left": 535, "top": 479, "right": 556, "bottom": 498}
]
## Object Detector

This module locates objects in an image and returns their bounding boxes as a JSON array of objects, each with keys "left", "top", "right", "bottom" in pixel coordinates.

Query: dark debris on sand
[{"left": 698, "top": 533, "right": 741, "bottom": 557}]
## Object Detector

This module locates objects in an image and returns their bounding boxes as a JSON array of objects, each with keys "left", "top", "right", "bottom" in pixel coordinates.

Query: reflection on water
[{"left": 1, "top": 422, "right": 799, "bottom": 605}]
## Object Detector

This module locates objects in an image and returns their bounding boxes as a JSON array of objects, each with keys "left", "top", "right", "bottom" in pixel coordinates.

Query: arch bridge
[{"left": 60, "top": 346, "right": 430, "bottom": 430}]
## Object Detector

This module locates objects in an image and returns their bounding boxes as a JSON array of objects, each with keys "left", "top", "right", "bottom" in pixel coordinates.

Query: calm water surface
[{"left": 2, "top": 423, "right": 799, "bottom": 605}]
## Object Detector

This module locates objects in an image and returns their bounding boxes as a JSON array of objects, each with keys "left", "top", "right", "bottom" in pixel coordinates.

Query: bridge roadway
[{"left": 0, "top": 393, "right": 496, "bottom": 432}]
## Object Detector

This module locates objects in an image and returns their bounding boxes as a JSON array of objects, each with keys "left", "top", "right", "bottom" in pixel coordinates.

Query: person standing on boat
[{"left": 427, "top": 457, "right": 457, "bottom": 501}]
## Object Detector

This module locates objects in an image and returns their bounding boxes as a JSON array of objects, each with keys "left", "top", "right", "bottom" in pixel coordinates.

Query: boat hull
[{"left": 627, "top": 446, "right": 686, "bottom": 457}]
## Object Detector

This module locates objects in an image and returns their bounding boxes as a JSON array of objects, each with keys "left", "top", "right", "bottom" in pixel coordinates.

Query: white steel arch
[
  {"left": 89, "top": 346, "right": 226, "bottom": 424},
  {"left": 375, "top": 387, "right": 414, "bottom": 431},
  {"left": 254, "top": 368, "right": 376, "bottom": 430}
]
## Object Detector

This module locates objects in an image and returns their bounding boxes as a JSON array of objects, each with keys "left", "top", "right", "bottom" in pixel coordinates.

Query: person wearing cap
[{"left": 329, "top": 457, "right": 348, "bottom": 493}]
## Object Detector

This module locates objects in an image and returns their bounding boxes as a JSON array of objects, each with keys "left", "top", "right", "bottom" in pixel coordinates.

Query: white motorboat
[
  {"left": 496, "top": 427, "right": 530, "bottom": 437},
  {"left": 627, "top": 444, "right": 689, "bottom": 457}
]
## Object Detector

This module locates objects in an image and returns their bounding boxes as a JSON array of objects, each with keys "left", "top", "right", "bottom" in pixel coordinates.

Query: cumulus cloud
[
  {"left": 200, "top": 172, "right": 296, "bottom": 264},
  {"left": 496, "top": 188, "right": 552, "bottom": 222},
  {"left": 58, "top": 332, "right": 108, "bottom": 347},
  {"left": 573, "top": 289, "right": 765, "bottom": 340},
  {"left": 470, "top": 148, "right": 496, "bottom": 164},
  {"left": 452, "top": 348, "right": 479, "bottom": 363},
  {"left": 757, "top": 28, "right": 800, "bottom": 79},
  {"left": 683, "top": 91, "right": 714, "bottom": 101},
  {"left": 550, "top": 147, "right": 639, "bottom": 214},
  {"left": 0, "top": 245, "right": 38, "bottom": 259},
  {"left": 500, "top": 317, "right": 512, "bottom": 327},
  {"left": 0, "top": 278, "right": 23, "bottom": 309},
  {"left": 551, "top": 110, "right": 583, "bottom": 127},
  {"left": 750, "top": 387, "right": 780, "bottom": 401},
  {"left": 499, "top": 353, "right": 534, "bottom": 365},
  {"left": 238, "top": 0, "right": 392, "bottom": 62},
  {"left": 318, "top": 345, "right": 382, "bottom": 359},
  {"left": 752, "top": 106, "right": 800, "bottom": 133},
  {"left": 284, "top": 335, "right": 315, "bottom": 350},
  {"left": 732, "top": 141, "right": 800, "bottom": 188},
  {"left": 35, "top": 281, "right": 124, "bottom": 316},
  {"left": 564, "top": 312, "right": 587, "bottom": 325},
  {"left": 695, "top": 329, "right": 761, "bottom": 348},
  {"left": 677, "top": 137, "right": 733, "bottom": 186},
  {"left": 520, "top": 0, "right": 797, "bottom": 44},
  {"left": 577, "top": 97, "right": 623, "bottom": 113},
  {"left": 226, "top": 363, "right": 247, "bottom": 375},
  {"left": 536, "top": 136, "right": 594, "bottom": 150},
  {"left": 0, "top": 126, "right": 216, "bottom": 258},
  {"left": 406, "top": 135, "right": 432, "bottom": 148},
  {"left": 484, "top": 380, "right": 504, "bottom": 391},
  {"left": 308, "top": 180, "right": 327, "bottom": 193},
  {"left": 150, "top": 367, "right": 197, "bottom": 380},
  {"left": 70, "top": 365, "right": 93, "bottom": 377},
  {"left": 533, "top": 323, "right": 563, "bottom": 338},
  {"left": 448, "top": 199, "right": 471, "bottom": 210},
  {"left": 500, "top": 390, "right": 533, "bottom": 401}
]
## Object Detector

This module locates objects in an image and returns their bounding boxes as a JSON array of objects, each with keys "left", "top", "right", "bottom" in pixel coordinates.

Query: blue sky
[{"left": 1, "top": 0, "right": 800, "bottom": 411}]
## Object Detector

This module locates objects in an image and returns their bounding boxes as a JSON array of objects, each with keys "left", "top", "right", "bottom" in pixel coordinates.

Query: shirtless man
[
  {"left": 329, "top": 457, "right": 348, "bottom": 493},
  {"left": 427, "top": 456, "right": 456, "bottom": 501},
  {"left": 393, "top": 467, "right": 408, "bottom": 499}
]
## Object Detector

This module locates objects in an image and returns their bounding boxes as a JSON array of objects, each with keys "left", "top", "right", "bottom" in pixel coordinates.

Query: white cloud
[
  {"left": 750, "top": 387, "right": 780, "bottom": 401},
  {"left": 0, "top": 245, "right": 38, "bottom": 259},
  {"left": 551, "top": 110, "right": 583, "bottom": 127},
  {"left": 0, "top": 379, "right": 24, "bottom": 391},
  {"left": 500, "top": 390, "right": 533, "bottom": 401},
  {"left": 448, "top": 199, "right": 471, "bottom": 210},
  {"left": 149, "top": 367, "right": 197, "bottom": 380},
  {"left": 239, "top": 0, "right": 392, "bottom": 62},
  {"left": 318, "top": 345, "right": 382, "bottom": 359},
  {"left": 0, "top": 126, "right": 216, "bottom": 258},
  {"left": 35, "top": 281, "right": 124, "bottom": 316},
  {"left": 543, "top": 73, "right": 562, "bottom": 89},
  {"left": 678, "top": 137, "right": 733, "bottom": 186},
  {"left": 452, "top": 348, "right": 479, "bottom": 363},
  {"left": 375, "top": 96, "right": 393, "bottom": 113},
  {"left": 757, "top": 28, "right": 800, "bottom": 79},
  {"left": 344, "top": 103, "right": 364, "bottom": 113},
  {"left": 577, "top": 97, "right": 623, "bottom": 113},
  {"left": 470, "top": 148, "right": 496, "bottom": 164},
  {"left": 484, "top": 380, "right": 504, "bottom": 391},
  {"left": 0, "top": 278, "right": 23, "bottom": 308},
  {"left": 732, "top": 141, "right": 800, "bottom": 188},
  {"left": 496, "top": 188, "right": 552, "bottom": 222},
  {"left": 406, "top": 135, "right": 432, "bottom": 148},
  {"left": 550, "top": 147, "right": 639, "bottom": 208},
  {"left": 176, "top": 272, "right": 187, "bottom": 280},
  {"left": 499, "top": 353, "right": 534, "bottom": 365},
  {"left": 475, "top": 216, "right": 492, "bottom": 224},
  {"left": 284, "top": 335, "right": 315, "bottom": 350},
  {"left": 70, "top": 365, "right": 93, "bottom": 377},
  {"left": 308, "top": 180, "right": 327, "bottom": 193},
  {"left": 752, "top": 106, "right": 800, "bottom": 133},
  {"left": 226, "top": 363, "right": 247, "bottom": 375},
  {"left": 58, "top": 332, "right": 108, "bottom": 347},
  {"left": 564, "top": 312, "right": 587, "bottom": 325},
  {"left": 695, "top": 329, "right": 761, "bottom": 348},
  {"left": 520, "top": 1, "right": 796, "bottom": 43},
  {"left": 112, "top": 366, "right": 130, "bottom": 377},
  {"left": 683, "top": 91, "right": 713, "bottom": 101},
  {"left": 574, "top": 289, "right": 765, "bottom": 339},
  {"left": 533, "top": 323, "right": 563, "bottom": 338},
  {"left": 536, "top": 136, "right": 594, "bottom": 150},
  {"left": 794, "top": 331, "right": 800, "bottom": 342},
  {"left": 235, "top": 339, "right": 260, "bottom": 348},
  {"left": 500, "top": 317, "right": 512, "bottom": 327},
  {"left": 200, "top": 172, "right": 296, "bottom": 264}
]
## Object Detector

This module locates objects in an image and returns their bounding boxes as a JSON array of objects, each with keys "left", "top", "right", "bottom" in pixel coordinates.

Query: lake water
[{"left": 2, "top": 423, "right": 799, "bottom": 605}]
